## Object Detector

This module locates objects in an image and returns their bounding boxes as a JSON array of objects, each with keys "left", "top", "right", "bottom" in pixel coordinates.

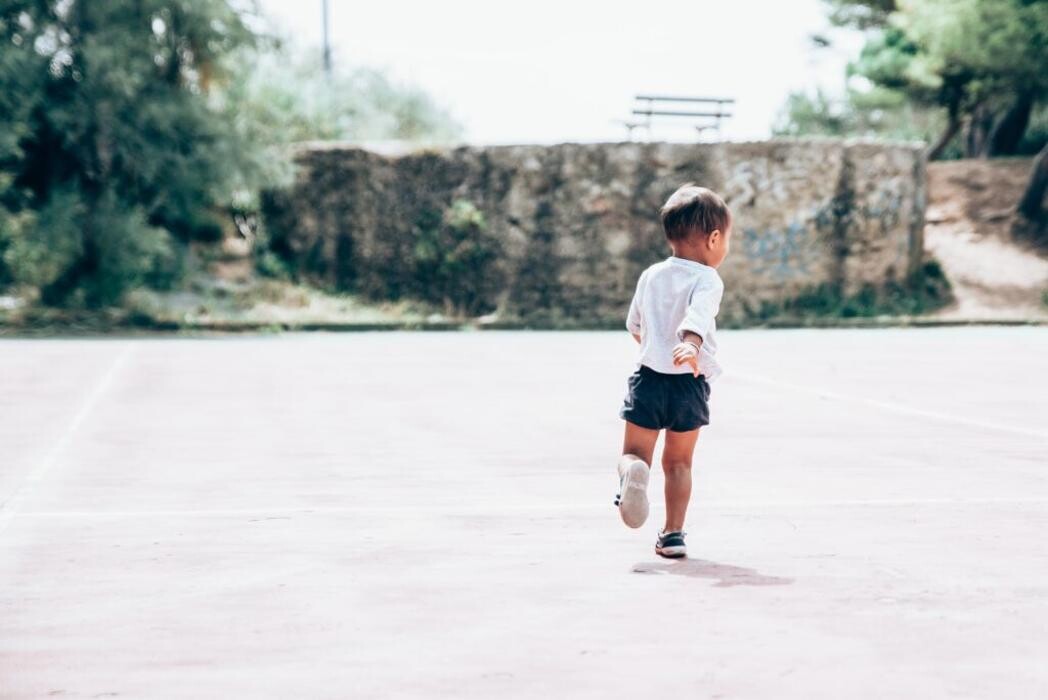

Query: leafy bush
[
  {"left": 2, "top": 189, "right": 83, "bottom": 291},
  {"left": 753, "top": 261, "right": 952, "bottom": 322},
  {"left": 411, "top": 200, "right": 501, "bottom": 316}
]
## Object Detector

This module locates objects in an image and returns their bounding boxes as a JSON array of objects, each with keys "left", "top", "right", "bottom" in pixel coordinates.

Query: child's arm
[
  {"left": 672, "top": 274, "right": 724, "bottom": 377},
  {"left": 631, "top": 332, "right": 641, "bottom": 344}
]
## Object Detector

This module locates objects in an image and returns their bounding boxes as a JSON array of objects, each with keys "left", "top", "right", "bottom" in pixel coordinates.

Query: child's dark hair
[{"left": 659, "top": 184, "right": 731, "bottom": 241}]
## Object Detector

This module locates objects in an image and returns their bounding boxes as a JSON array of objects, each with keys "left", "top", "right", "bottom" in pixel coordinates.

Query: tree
[
  {"left": 0, "top": 3, "right": 465, "bottom": 306},
  {"left": 893, "top": 0, "right": 1048, "bottom": 158},
  {"left": 0, "top": 1, "right": 276, "bottom": 306},
  {"left": 229, "top": 45, "right": 463, "bottom": 146},
  {"left": 773, "top": 85, "right": 955, "bottom": 151},
  {"left": 0, "top": 2, "right": 48, "bottom": 289},
  {"left": 793, "top": 0, "right": 1048, "bottom": 160},
  {"left": 1016, "top": 143, "right": 1048, "bottom": 234}
]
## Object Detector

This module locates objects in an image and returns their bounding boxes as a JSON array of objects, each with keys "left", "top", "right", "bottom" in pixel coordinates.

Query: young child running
[{"left": 615, "top": 184, "right": 731, "bottom": 558}]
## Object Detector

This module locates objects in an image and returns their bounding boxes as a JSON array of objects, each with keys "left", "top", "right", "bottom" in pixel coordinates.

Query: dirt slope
[{"left": 924, "top": 158, "right": 1048, "bottom": 321}]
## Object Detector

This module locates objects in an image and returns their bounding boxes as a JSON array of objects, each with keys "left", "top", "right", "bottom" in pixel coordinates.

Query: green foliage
[
  {"left": 753, "top": 260, "right": 952, "bottom": 320},
  {"left": 411, "top": 200, "right": 500, "bottom": 317},
  {"left": 831, "top": 0, "right": 1048, "bottom": 101},
  {"left": 0, "top": 1, "right": 465, "bottom": 314},
  {"left": 895, "top": 0, "right": 1048, "bottom": 98},
  {"left": 2, "top": 185, "right": 182, "bottom": 305},
  {"left": 0, "top": 11, "right": 41, "bottom": 164},
  {"left": 774, "top": 86, "right": 963, "bottom": 155},
  {"left": 0, "top": 0, "right": 277, "bottom": 306},
  {"left": 774, "top": 90, "right": 854, "bottom": 137},
  {"left": 784, "top": 0, "right": 1048, "bottom": 157},
  {"left": 255, "top": 249, "right": 290, "bottom": 280},
  {"left": 1018, "top": 103, "right": 1048, "bottom": 156},
  {"left": 253, "top": 221, "right": 292, "bottom": 281},
  {"left": 0, "top": 1, "right": 466, "bottom": 307},
  {"left": 825, "top": 0, "right": 898, "bottom": 29},
  {"left": 90, "top": 192, "right": 181, "bottom": 302},
  {"left": 0, "top": 178, "right": 30, "bottom": 288},
  {"left": 230, "top": 45, "right": 463, "bottom": 145},
  {"left": 849, "top": 24, "right": 940, "bottom": 100},
  {"left": 3, "top": 188, "right": 83, "bottom": 289}
]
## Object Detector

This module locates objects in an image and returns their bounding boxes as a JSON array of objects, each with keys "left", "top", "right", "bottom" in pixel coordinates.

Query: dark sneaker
[
  {"left": 614, "top": 458, "right": 650, "bottom": 528},
  {"left": 656, "top": 530, "right": 687, "bottom": 558}
]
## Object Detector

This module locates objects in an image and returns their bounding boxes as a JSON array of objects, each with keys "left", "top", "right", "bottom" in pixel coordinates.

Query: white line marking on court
[
  {"left": 731, "top": 370, "right": 1048, "bottom": 440},
  {"left": 0, "top": 343, "right": 136, "bottom": 534},
  {"left": 11, "top": 496, "right": 1048, "bottom": 519}
]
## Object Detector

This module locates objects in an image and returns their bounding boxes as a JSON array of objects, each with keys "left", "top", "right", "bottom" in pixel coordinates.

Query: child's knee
[{"left": 662, "top": 459, "right": 691, "bottom": 474}]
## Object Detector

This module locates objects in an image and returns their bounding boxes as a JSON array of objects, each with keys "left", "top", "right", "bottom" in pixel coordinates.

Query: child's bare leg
[
  {"left": 621, "top": 421, "right": 658, "bottom": 467},
  {"left": 662, "top": 428, "right": 700, "bottom": 532}
]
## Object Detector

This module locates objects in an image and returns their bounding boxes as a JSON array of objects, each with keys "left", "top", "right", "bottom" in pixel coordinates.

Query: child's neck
[{"left": 670, "top": 246, "right": 713, "bottom": 267}]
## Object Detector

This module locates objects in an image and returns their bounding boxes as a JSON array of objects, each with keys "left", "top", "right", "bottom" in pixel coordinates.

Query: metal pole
[{"left": 322, "top": 0, "right": 332, "bottom": 77}]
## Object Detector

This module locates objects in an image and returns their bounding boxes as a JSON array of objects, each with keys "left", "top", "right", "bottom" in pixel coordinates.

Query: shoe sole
[
  {"left": 617, "top": 460, "right": 649, "bottom": 529},
  {"left": 655, "top": 545, "right": 687, "bottom": 558}
]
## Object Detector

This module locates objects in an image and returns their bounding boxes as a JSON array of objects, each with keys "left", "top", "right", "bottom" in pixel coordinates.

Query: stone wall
[{"left": 262, "top": 139, "right": 926, "bottom": 325}]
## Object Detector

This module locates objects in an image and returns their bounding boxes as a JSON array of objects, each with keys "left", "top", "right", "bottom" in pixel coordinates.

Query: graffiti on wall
[{"left": 739, "top": 223, "right": 818, "bottom": 281}]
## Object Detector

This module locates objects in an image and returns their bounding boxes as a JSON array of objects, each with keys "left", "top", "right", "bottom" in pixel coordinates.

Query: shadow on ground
[{"left": 632, "top": 559, "right": 794, "bottom": 587}]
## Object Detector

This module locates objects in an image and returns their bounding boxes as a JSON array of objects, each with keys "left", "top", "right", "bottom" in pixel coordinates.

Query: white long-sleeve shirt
[{"left": 625, "top": 256, "right": 724, "bottom": 381}]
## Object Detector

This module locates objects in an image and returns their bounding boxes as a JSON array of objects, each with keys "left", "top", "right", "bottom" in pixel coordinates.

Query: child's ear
[{"left": 708, "top": 229, "right": 721, "bottom": 247}]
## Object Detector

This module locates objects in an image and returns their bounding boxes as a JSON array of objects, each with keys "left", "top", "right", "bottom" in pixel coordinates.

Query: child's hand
[{"left": 672, "top": 341, "right": 701, "bottom": 377}]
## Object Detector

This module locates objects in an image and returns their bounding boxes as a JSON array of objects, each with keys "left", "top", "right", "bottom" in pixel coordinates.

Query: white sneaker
[{"left": 614, "top": 458, "right": 650, "bottom": 528}]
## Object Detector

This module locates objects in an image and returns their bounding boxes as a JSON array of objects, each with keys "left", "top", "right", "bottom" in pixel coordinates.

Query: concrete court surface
[{"left": 1, "top": 327, "right": 1046, "bottom": 699}]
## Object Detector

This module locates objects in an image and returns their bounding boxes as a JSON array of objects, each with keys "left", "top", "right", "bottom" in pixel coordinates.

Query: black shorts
[{"left": 619, "top": 365, "right": 711, "bottom": 432}]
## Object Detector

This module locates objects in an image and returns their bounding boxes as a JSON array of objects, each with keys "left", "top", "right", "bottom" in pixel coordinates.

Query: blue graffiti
[{"left": 741, "top": 224, "right": 814, "bottom": 281}]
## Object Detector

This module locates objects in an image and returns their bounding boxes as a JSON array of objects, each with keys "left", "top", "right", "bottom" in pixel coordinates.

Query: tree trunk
[
  {"left": 1017, "top": 143, "right": 1048, "bottom": 221},
  {"left": 964, "top": 103, "right": 994, "bottom": 158},
  {"left": 988, "top": 91, "right": 1035, "bottom": 157},
  {"left": 927, "top": 109, "right": 962, "bottom": 161}
]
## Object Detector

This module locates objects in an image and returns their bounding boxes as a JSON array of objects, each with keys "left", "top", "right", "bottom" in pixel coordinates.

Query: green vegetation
[
  {"left": 780, "top": 0, "right": 1048, "bottom": 160},
  {"left": 234, "top": 48, "right": 462, "bottom": 145},
  {"left": 411, "top": 200, "right": 501, "bottom": 317},
  {"left": 749, "top": 261, "right": 952, "bottom": 323},
  {"left": 0, "top": 1, "right": 268, "bottom": 307},
  {"left": 0, "top": 1, "right": 461, "bottom": 313}
]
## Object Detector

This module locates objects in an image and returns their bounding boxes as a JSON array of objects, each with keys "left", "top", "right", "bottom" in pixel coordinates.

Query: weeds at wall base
[{"left": 739, "top": 261, "right": 953, "bottom": 324}]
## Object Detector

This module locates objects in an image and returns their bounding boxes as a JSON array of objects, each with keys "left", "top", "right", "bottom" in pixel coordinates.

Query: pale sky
[{"left": 256, "top": 0, "right": 862, "bottom": 144}]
